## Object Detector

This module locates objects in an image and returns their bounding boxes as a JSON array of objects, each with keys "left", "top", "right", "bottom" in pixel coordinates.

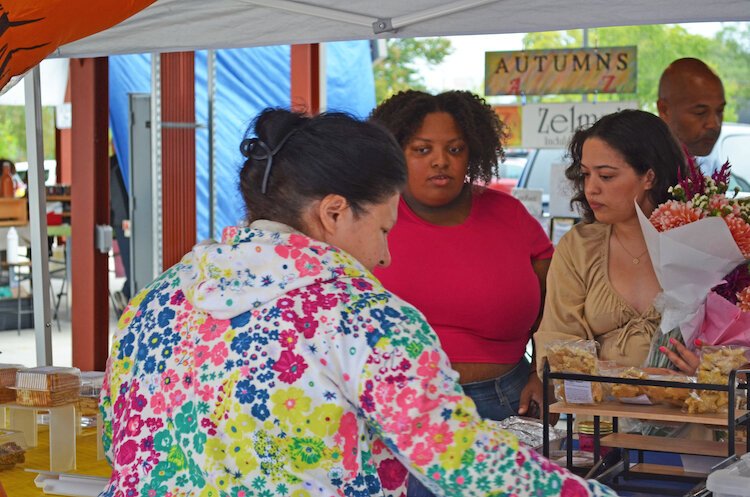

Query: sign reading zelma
[
  {"left": 485, "top": 47, "right": 637, "bottom": 96},
  {"left": 522, "top": 101, "right": 638, "bottom": 148}
]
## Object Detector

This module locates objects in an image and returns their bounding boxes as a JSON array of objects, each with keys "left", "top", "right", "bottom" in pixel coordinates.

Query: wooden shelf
[
  {"left": 47, "top": 195, "right": 71, "bottom": 202},
  {"left": 601, "top": 433, "right": 741, "bottom": 457},
  {"left": 549, "top": 401, "right": 747, "bottom": 426},
  {"left": 628, "top": 463, "right": 708, "bottom": 478}
]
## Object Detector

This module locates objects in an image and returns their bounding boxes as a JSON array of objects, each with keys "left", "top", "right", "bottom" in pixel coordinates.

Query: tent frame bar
[
  {"left": 24, "top": 66, "right": 53, "bottom": 366},
  {"left": 242, "top": 0, "right": 500, "bottom": 34}
]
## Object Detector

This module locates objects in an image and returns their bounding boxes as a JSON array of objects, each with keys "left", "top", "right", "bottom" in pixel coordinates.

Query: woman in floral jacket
[{"left": 100, "top": 109, "right": 616, "bottom": 497}]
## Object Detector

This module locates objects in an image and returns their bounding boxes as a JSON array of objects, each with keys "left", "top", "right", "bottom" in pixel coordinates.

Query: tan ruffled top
[{"left": 535, "top": 222, "right": 660, "bottom": 378}]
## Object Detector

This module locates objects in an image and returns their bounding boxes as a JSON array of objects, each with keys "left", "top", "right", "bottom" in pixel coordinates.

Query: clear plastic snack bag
[
  {"left": 684, "top": 345, "right": 749, "bottom": 414},
  {"left": 546, "top": 339, "right": 602, "bottom": 404}
]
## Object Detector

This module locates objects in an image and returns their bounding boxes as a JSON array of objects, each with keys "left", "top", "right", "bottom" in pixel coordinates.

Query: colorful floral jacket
[{"left": 100, "top": 221, "right": 617, "bottom": 497}]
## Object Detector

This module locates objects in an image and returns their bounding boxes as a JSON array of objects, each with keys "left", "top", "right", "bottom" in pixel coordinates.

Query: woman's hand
[
  {"left": 518, "top": 371, "right": 543, "bottom": 418},
  {"left": 659, "top": 337, "right": 701, "bottom": 375},
  {"left": 518, "top": 372, "right": 561, "bottom": 425}
]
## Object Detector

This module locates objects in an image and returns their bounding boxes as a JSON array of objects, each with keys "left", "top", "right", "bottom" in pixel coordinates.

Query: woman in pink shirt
[{"left": 371, "top": 90, "right": 554, "bottom": 497}]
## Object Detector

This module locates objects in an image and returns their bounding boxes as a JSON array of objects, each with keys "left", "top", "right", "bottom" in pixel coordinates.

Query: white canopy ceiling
[{"left": 55, "top": 0, "right": 750, "bottom": 58}]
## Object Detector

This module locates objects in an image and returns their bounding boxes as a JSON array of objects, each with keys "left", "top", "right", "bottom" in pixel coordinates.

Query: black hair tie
[{"left": 239, "top": 130, "right": 298, "bottom": 194}]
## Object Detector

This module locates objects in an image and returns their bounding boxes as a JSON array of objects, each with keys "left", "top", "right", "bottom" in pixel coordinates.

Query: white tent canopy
[
  {"left": 55, "top": 0, "right": 750, "bottom": 58},
  {"left": 0, "top": 59, "right": 69, "bottom": 106}
]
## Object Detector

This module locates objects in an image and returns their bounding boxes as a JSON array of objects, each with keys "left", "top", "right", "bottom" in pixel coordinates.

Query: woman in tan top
[{"left": 536, "top": 110, "right": 697, "bottom": 376}]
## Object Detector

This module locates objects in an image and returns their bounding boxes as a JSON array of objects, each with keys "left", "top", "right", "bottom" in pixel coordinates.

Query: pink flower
[
  {"left": 209, "top": 342, "right": 229, "bottom": 366},
  {"left": 724, "top": 216, "right": 750, "bottom": 257},
  {"left": 738, "top": 287, "right": 750, "bottom": 312},
  {"left": 410, "top": 414, "right": 431, "bottom": 438},
  {"left": 378, "top": 458, "right": 408, "bottom": 491},
  {"left": 198, "top": 316, "right": 229, "bottom": 341},
  {"left": 272, "top": 350, "right": 308, "bottom": 383},
  {"left": 150, "top": 392, "right": 166, "bottom": 414},
  {"left": 410, "top": 442, "right": 434, "bottom": 467},
  {"left": 161, "top": 369, "right": 179, "bottom": 391},
  {"left": 125, "top": 415, "right": 144, "bottom": 436},
  {"left": 294, "top": 313, "right": 318, "bottom": 339},
  {"left": 395, "top": 387, "right": 419, "bottom": 411},
  {"left": 169, "top": 390, "right": 186, "bottom": 406},
  {"left": 288, "top": 234, "right": 310, "bottom": 249},
  {"left": 560, "top": 478, "right": 589, "bottom": 497},
  {"left": 426, "top": 422, "right": 453, "bottom": 453},
  {"left": 197, "top": 384, "right": 214, "bottom": 402},
  {"left": 279, "top": 329, "right": 298, "bottom": 348},
  {"left": 417, "top": 350, "right": 441, "bottom": 379},
  {"left": 649, "top": 200, "right": 703, "bottom": 232},
  {"left": 116, "top": 439, "right": 138, "bottom": 466},
  {"left": 194, "top": 344, "right": 211, "bottom": 367},
  {"left": 295, "top": 253, "right": 322, "bottom": 277},
  {"left": 374, "top": 382, "right": 398, "bottom": 405}
]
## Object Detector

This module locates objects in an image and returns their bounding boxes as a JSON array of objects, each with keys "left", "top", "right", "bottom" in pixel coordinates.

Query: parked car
[
  {"left": 488, "top": 149, "right": 529, "bottom": 194},
  {"left": 515, "top": 122, "right": 750, "bottom": 214},
  {"left": 14, "top": 159, "right": 58, "bottom": 187},
  {"left": 697, "top": 122, "right": 750, "bottom": 193}
]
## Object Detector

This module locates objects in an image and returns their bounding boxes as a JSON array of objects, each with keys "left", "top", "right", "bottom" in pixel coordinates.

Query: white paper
[
  {"left": 563, "top": 380, "right": 594, "bottom": 404},
  {"left": 636, "top": 202, "right": 746, "bottom": 339},
  {"left": 617, "top": 394, "right": 654, "bottom": 405}
]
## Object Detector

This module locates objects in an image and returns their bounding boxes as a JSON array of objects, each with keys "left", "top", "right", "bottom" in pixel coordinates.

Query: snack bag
[
  {"left": 644, "top": 374, "right": 694, "bottom": 407},
  {"left": 607, "top": 366, "right": 652, "bottom": 405},
  {"left": 546, "top": 339, "right": 602, "bottom": 404},
  {"left": 683, "top": 346, "right": 749, "bottom": 414}
]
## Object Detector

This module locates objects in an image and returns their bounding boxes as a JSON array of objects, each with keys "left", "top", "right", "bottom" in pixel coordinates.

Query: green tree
[
  {"left": 0, "top": 105, "right": 57, "bottom": 161},
  {"left": 373, "top": 38, "right": 453, "bottom": 103},
  {"left": 522, "top": 24, "right": 750, "bottom": 121}
]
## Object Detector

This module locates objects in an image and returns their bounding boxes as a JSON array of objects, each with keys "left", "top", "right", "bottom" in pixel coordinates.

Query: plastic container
[
  {"left": 6, "top": 226, "right": 18, "bottom": 265},
  {"left": 0, "top": 428, "right": 26, "bottom": 470},
  {"left": 79, "top": 371, "right": 105, "bottom": 398},
  {"left": 14, "top": 366, "right": 81, "bottom": 407},
  {"left": 707, "top": 453, "right": 750, "bottom": 497},
  {"left": 0, "top": 364, "right": 24, "bottom": 403},
  {"left": 79, "top": 371, "right": 105, "bottom": 416},
  {"left": 578, "top": 420, "right": 613, "bottom": 457}
]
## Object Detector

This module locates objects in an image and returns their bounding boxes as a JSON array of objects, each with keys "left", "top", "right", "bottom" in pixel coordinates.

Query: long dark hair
[
  {"left": 567, "top": 109, "right": 687, "bottom": 223},
  {"left": 370, "top": 90, "right": 506, "bottom": 185},
  {"left": 239, "top": 108, "right": 406, "bottom": 230}
]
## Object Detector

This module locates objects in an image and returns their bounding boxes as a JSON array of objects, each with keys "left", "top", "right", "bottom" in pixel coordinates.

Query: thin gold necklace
[{"left": 612, "top": 229, "right": 648, "bottom": 265}]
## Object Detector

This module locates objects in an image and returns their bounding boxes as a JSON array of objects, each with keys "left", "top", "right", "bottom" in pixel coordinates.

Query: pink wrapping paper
[{"left": 697, "top": 291, "right": 750, "bottom": 346}]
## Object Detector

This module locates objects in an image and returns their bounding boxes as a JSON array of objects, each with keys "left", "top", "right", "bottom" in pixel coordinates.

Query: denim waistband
[{"left": 460, "top": 358, "right": 531, "bottom": 392}]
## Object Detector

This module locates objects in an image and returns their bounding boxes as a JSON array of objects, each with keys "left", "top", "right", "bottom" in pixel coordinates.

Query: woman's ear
[
  {"left": 317, "top": 194, "right": 350, "bottom": 236},
  {"left": 644, "top": 169, "right": 656, "bottom": 190}
]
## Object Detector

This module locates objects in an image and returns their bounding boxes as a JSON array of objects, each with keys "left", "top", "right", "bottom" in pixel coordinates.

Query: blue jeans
[{"left": 407, "top": 359, "right": 531, "bottom": 497}]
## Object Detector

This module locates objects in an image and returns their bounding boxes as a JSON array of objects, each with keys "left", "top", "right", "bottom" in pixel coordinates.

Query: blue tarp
[{"left": 109, "top": 41, "right": 376, "bottom": 240}]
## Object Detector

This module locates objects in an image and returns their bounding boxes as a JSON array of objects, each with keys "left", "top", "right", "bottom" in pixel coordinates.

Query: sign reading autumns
[
  {"left": 485, "top": 47, "right": 637, "bottom": 96},
  {"left": 521, "top": 101, "right": 638, "bottom": 148}
]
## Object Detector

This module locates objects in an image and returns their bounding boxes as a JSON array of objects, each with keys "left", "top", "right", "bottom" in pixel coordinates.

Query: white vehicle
[
  {"left": 696, "top": 122, "right": 750, "bottom": 193},
  {"left": 13, "top": 159, "right": 58, "bottom": 187},
  {"left": 516, "top": 122, "right": 750, "bottom": 213}
]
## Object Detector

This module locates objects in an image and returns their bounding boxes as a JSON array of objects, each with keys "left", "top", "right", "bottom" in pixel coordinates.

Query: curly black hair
[
  {"left": 369, "top": 90, "right": 507, "bottom": 185},
  {"left": 566, "top": 109, "right": 687, "bottom": 223}
]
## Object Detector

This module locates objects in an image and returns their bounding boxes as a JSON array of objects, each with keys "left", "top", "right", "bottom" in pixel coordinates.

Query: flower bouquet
[{"left": 637, "top": 160, "right": 750, "bottom": 368}]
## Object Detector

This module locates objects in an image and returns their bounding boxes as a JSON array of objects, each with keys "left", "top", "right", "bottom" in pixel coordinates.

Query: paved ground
[{"left": 0, "top": 274, "right": 122, "bottom": 368}]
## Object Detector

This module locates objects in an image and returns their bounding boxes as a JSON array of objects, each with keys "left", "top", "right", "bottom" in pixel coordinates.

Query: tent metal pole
[
  {"left": 24, "top": 66, "right": 53, "bottom": 366},
  {"left": 390, "top": 0, "right": 499, "bottom": 30},
  {"left": 241, "top": 0, "right": 499, "bottom": 33},
  {"left": 151, "top": 53, "right": 163, "bottom": 276},
  {"left": 207, "top": 50, "right": 216, "bottom": 239},
  {"left": 241, "top": 0, "right": 373, "bottom": 27}
]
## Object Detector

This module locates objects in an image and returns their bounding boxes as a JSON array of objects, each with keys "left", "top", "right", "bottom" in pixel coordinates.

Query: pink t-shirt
[{"left": 375, "top": 189, "right": 554, "bottom": 364}]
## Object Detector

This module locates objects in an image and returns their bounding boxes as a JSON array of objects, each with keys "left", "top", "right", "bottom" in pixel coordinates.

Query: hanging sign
[
  {"left": 521, "top": 101, "right": 638, "bottom": 148},
  {"left": 485, "top": 47, "right": 637, "bottom": 96},
  {"left": 492, "top": 105, "right": 522, "bottom": 147}
]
